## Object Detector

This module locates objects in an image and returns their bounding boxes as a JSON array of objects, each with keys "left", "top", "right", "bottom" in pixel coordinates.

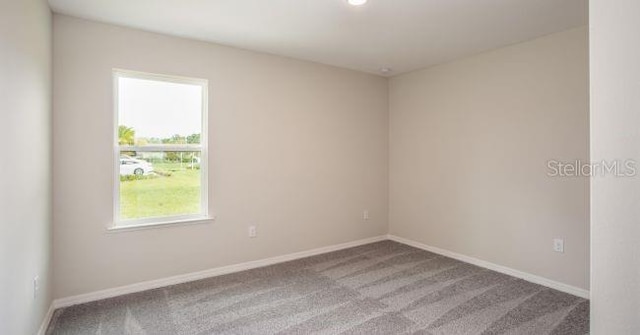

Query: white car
[{"left": 120, "top": 158, "right": 154, "bottom": 176}]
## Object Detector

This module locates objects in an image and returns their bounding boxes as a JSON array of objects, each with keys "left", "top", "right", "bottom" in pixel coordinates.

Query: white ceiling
[{"left": 48, "top": 0, "right": 588, "bottom": 76}]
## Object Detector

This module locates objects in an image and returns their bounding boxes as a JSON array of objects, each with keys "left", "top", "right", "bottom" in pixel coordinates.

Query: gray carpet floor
[{"left": 47, "top": 241, "right": 589, "bottom": 334}]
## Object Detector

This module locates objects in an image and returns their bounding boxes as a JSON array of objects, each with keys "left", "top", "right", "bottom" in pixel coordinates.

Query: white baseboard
[
  {"left": 50, "top": 233, "right": 588, "bottom": 315},
  {"left": 53, "top": 235, "right": 387, "bottom": 309},
  {"left": 36, "top": 302, "right": 55, "bottom": 335},
  {"left": 387, "top": 234, "right": 590, "bottom": 299}
]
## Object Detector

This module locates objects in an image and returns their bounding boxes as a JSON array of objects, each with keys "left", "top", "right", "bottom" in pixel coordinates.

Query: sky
[{"left": 118, "top": 77, "right": 203, "bottom": 139}]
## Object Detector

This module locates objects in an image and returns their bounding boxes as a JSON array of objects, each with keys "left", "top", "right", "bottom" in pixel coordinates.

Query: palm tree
[{"left": 118, "top": 125, "right": 135, "bottom": 145}]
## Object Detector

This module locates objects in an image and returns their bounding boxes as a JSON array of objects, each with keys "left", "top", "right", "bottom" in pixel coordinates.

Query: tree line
[{"left": 118, "top": 125, "right": 200, "bottom": 145}]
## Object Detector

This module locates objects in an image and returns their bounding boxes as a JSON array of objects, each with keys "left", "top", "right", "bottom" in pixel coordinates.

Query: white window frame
[{"left": 111, "top": 69, "right": 210, "bottom": 230}]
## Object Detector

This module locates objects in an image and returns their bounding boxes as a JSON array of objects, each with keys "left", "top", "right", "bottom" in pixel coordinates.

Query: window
[{"left": 113, "top": 70, "right": 208, "bottom": 228}]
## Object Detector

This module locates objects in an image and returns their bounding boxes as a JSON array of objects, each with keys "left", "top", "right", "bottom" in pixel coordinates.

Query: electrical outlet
[
  {"left": 33, "top": 276, "right": 39, "bottom": 299},
  {"left": 249, "top": 225, "right": 257, "bottom": 238},
  {"left": 363, "top": 210, "right": 369, "bottom": 221},
  {"left": 553, "top": 238, "right": 564, "bottom": 253}
]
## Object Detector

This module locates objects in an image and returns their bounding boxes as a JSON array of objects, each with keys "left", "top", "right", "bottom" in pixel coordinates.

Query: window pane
[
  {"left": 118, "top": 76, "right": 202, "bottom": 145},
  {"left": 119, "top": 151, "right": 202, "bottom": 220}
]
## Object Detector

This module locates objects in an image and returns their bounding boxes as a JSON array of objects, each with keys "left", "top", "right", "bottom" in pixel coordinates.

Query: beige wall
[
  {"left": 52, "top": 15, "right": 388, "bottom": 299},
  {"left": 389, "top": 27, "right": 590, "bottom": 290},
  {"left": 0, "top": 0, "right": 52, "bottom": 333},
  {"left": 590, "top": 0, "right": 640, "bottom": 332}
]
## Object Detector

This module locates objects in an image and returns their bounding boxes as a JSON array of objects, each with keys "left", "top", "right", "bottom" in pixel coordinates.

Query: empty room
[{"left": 2, "top": 0, "right": 639, "bottom": 334}]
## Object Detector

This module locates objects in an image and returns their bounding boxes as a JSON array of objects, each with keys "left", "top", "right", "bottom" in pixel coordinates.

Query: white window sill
[{"left": 108, "top": 216, "right": 215, "bottom": 233}]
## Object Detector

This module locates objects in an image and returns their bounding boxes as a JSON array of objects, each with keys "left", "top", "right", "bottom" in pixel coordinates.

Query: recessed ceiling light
[
  {"left": 347, "top": 0, "right": 368, "bottom": 6},
  {"left": 380, "top": 68, "right": 392, "bottom": 75}
]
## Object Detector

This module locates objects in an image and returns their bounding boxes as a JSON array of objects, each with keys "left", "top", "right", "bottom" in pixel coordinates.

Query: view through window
[{"left": 114, "top": 70, "right": 208, "bottom": 227}]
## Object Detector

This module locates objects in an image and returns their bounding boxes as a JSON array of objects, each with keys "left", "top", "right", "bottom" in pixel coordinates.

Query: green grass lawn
[{"left": 120, "top": 163, "right": 201, "bottom": 219}]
